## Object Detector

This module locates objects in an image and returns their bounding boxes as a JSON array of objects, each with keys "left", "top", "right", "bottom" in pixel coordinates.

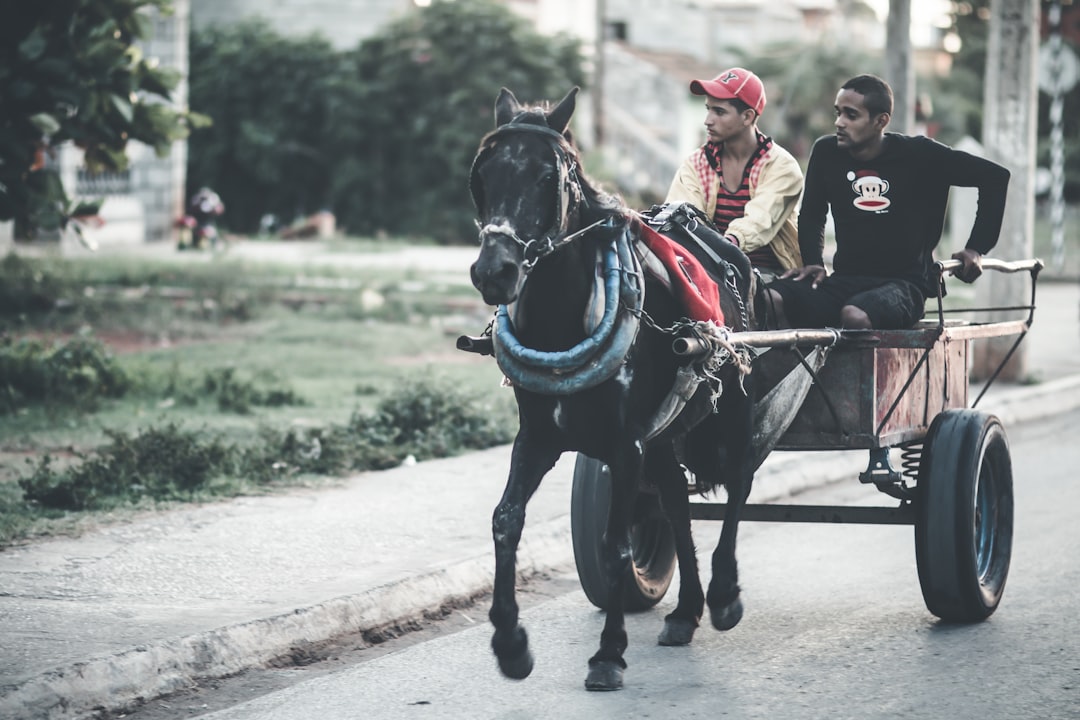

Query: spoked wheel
[
  {"left": 915, "top": 409, "right": 1014, "bottom": 622},
  {"left": 570, "top": 454, "right": 676, "bottom": 611}
]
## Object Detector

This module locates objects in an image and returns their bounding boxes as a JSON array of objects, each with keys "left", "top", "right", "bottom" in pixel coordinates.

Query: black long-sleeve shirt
[{"left": 798, "top": 133, "right": 1010, "bottom": 294}]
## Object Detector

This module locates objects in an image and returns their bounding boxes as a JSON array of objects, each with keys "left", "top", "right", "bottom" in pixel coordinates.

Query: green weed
[
  {"left": 12, "top": 379, "right": 514, "bottom": 524},
  {"left": 0, "top": 334, "right": 130, "bottom": 414},
  {"left": 201, "top": 367, "right": 307, "bottom": 414},
  {"left": 19, "top": 424, "right": 238, "bottom": 511}
]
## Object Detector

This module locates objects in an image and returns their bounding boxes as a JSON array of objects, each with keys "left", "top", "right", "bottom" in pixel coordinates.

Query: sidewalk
[{"left": 2, "top": 280, "right": 1079, "bottom": 720}]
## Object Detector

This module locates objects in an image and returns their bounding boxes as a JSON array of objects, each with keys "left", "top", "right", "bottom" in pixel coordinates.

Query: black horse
[{"left": 468, "top": 87, "right": 758, "bottom": 691}]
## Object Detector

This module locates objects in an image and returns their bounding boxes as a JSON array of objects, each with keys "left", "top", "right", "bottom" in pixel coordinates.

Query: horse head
[{"left": 469, "top": 87, "right": 581, "bottom": 306}]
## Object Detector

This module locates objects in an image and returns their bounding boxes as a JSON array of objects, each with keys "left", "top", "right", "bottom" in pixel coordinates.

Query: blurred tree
[
  {"left": 187, "top": 21, "right": 343, "bottom": 233},
  {"left": 187, "top": 0, "right": 583, "bottom": 241},
  {"left": 329, "top": 0, "right": 586, "bottom": 243},
  {"left": 734, "top": 42, "right": 882, "bottom": 161},
  {"left": 932, "top": 0, "right": 991, "bottom": 143},
  {"left": 0, "top": 0, "right": 198, "bottom": 238}
]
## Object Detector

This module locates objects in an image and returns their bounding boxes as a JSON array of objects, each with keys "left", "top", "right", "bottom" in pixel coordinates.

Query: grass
[{"left": 0, "top": 246, "right": 513, "bottom": 546}]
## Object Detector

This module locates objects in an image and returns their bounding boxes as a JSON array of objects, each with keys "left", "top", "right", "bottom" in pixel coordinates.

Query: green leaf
[
  {"left": 29, "top": 113, "right": 61, "bottom": 136},
  {"left": 110, "top": 94, "right": 134, "bottom": 123},
  {"left": 18, "top": 27, "right": 48, "bottom": 62}
]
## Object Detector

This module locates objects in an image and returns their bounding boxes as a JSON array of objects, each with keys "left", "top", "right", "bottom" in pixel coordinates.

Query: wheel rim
[
  {"left": 974, "top": 459, "right": 997, "bottom": 581},
  {"left": 629, "top": 498, "right": 668, "bottom": 578},
  {"left": 973, "top": 437, "right": 1012, "bottom": 597}
]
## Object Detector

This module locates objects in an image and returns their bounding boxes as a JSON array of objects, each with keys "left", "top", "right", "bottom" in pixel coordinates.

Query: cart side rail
[{"left": 711, "top": 258, "right": 1045, "bottom": 354}]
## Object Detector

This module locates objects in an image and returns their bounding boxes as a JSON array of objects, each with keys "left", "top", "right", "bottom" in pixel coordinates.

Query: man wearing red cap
[
  {"left": 765, "top": 74, "right": 1010, "bottom": 330},
  {"left": 665, "top": 67, "right": 804, "bottom": 279}
]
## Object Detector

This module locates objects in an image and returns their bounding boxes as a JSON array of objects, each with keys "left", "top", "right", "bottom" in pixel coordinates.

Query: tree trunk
[{"left": 885, "top": 0, "right": 915, "bottom": 133}]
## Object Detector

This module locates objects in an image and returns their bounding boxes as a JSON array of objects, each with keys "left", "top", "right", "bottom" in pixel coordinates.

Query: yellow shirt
[{"left": 665, "top": 138, "right": 804, "bottom": 272}]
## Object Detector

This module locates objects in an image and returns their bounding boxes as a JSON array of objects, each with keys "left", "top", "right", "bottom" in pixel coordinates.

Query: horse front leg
[
  {"left": 584, "top": 440, "right": 643, "bottom": 691},
  {"left": 489, "top": 432, "right": 559, "bottom": 680}
]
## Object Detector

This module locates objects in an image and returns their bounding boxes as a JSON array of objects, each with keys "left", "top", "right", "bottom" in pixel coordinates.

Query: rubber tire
[
  {"left": 571, "top": 454, "right": 676, "bottom": 611},
  {"left": 915, "top": 409, "right": 1014, "bottom": 622}
]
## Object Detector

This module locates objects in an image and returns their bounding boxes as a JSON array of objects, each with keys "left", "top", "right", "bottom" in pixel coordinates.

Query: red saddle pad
[{"left": 637, "top": 221, "right": 724, "bottom": 325}]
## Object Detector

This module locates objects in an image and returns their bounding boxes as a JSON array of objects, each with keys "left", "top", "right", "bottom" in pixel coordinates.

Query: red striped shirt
[{"left": 703, "top": 133, "right": 782, "bottom": 271}]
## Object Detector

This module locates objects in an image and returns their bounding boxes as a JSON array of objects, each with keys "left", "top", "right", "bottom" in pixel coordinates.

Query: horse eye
[{"left": 536, "top": 172, "right": 556, "bottom": 187}]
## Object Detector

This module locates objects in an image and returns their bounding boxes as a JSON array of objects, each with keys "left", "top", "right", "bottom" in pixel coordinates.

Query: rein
[{"left": 479, "top": 218, "right": 606, "bottom": 274}]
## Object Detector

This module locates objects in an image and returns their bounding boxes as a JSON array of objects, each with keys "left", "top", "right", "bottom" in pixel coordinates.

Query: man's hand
[
  {"left": 950, "top": 248, "right": 983, "bottom": 283},
  {"left": 780, "top": 264, "right": 827, "bottom": 288}
]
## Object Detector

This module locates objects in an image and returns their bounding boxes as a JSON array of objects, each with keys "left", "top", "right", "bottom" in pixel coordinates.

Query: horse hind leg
[
  {"left": 648, "top": 444, "right": 704, "bottom": 647},
  {"left": 689, "top": 407, "right": 753, "bottom": 632},
  {"left": 706, "top": 452, "right": 752, "bottom": 631},
  {"left": 489, "top": 436, "right": 559, "bottom": 680}
]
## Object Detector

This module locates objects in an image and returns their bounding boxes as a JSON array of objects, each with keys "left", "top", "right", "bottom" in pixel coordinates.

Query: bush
[
  {"left": 342, "top": 380, "right": 514, "bottom": 470},
  {"left": 0, "top": 253, "right": 67, "bottom": 319},
  {"left": 201, "top": 367, "right": 307, "bottom": 414},
  {"left": 19, "top": 424, "right": 237, "bottom": 511},
  {"left": 0, "top": 334, "right": 130, "bottom": 414},
  {"left": 16, "top": 379, "right": 515, "bottom": 511}
]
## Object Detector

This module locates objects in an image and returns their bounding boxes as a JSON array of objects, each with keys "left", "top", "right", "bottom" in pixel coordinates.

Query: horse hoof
[
  {"left": 585, "top": 660, "right": 624, "bottom": 691},
  {"left": 658, "top": 617, "right": 697, "bottom": 646},
  {"left": 709, "top": 596, "right": 744, "bottom": 631},
  {"left": 497, "top": 646, "right": 535, "bottom": 680}
]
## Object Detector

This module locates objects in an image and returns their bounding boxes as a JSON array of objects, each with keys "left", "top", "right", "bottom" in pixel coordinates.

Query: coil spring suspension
[
  {"left": 861, "top": 445, "right": 919, "bottom": 502},
  {"left": 900, "top": 444, "right": 922, "bottom": 483}
]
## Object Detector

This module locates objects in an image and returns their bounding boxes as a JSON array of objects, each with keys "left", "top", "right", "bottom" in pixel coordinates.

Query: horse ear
[
  {"left": 546, "top": 87, "right": 579, "bottom": 135},
  {"left": 495, "top": 88, "right": 520, "bottom": 127}
]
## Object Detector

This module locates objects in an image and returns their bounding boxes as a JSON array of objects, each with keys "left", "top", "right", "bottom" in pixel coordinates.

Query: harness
[
  {"left": 470, "top": 120, "right": 599, "bottom": 273},
  {"left": 465, "top": 122, "right": 752, "bottom": 439}
]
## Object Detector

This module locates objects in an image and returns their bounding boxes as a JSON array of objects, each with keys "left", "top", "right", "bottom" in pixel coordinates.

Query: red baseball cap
[{"left": 690, "top": 68, "right": 766, "bottom": 115}]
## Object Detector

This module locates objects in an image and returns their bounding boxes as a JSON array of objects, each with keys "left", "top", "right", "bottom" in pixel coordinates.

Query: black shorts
[{"left": 768, "top": 274, "right": 926, "bottom": 330}]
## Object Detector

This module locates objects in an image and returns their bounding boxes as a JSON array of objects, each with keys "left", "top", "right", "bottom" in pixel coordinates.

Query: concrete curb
[
  {"left": 4, "top": 377, "right": 1079, "bottom": 720},
  {"left": 977, "top": 374, "right": 1080, "bottom": 426},
  {"left": 1, "top": 521, "right": 569, "bottom": 720}
]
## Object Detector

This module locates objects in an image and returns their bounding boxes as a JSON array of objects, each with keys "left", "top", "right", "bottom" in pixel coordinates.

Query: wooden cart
[{"left": 571, "top": 258, "right": 1043, "bottom": 623}]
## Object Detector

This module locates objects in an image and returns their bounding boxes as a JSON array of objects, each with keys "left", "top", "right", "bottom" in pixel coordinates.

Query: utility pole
[
  {"left": 972, "top": 0, "right": 1039, "bottom": 381},
  {"left": 885, "top": 0, "right": 915, "bottom": 133},
  {"left": 1040, "top": 0, "right": 1078, "bottom": 269}
]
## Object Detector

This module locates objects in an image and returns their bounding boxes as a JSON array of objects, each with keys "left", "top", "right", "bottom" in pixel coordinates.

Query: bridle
[{"left": 469, "top": 120, "right": 601, "bottom": 273}]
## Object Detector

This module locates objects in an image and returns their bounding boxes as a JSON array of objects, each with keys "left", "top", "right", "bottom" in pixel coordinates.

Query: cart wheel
[
  {"left": 571, "top": 454, "right": 676, "bottom": 611},
  {"left": 915, "top": 409, "right": 1013, "bottom": 622}
]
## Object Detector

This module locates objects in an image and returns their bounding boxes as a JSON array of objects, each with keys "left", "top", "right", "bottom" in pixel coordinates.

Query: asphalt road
[{"left": 131, "top": 409, "right": 1080, "bottom": 720}]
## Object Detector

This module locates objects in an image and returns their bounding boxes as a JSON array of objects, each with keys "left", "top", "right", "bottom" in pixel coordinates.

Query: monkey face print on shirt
[{"left": 848, "top": 169, "right": 890, "bottom": 212}]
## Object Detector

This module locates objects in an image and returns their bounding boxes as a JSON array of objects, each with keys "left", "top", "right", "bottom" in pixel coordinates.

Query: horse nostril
[
  {"left": 472, "top": 257, "right": 521, "bottom": 305},
  {"left": 494, "top": 260, "right": 518, "bottom": 286}
]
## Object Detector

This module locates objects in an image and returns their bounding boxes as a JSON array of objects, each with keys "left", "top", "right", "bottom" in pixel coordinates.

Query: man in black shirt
[{"left": 765, "top": 74, "right": 1010, "bottom": 330}]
